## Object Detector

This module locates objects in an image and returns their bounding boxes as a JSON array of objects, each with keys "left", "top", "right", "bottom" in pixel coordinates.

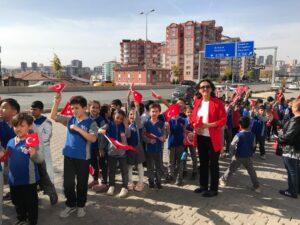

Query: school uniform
[
  {"left": 7, "top": 137, "right": 44, "bottom": 225},
  {"left": 55, "top": 115, "right": 98, "bottom": 208}
]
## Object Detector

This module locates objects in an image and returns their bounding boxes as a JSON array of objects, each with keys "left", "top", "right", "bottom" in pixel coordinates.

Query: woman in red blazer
[{"left": 191, "top": 79, "right": 227, "bottom": 197}]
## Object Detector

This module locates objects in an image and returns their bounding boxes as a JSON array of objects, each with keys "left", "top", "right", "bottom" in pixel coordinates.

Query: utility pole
[{"left": 0, "top": 46, "right": 2, "bottom": 86}]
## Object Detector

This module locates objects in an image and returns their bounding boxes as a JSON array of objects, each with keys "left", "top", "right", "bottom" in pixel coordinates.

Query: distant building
[
  {"left": 114, "top": 66, "right": 171, "bottom": 86},
  {"left": 93, "top": 66, "right": 103, "bottom": 74},
  {"left": 241, "top": 54, "right": 256, "bottom": 79},
  {"left": 292, "top": 59, "right": 298, "bottom": 66},
  {"left": 31, "top": 62, "right": 38, "bottom": 71},
  {"left": 266, "top": 55, "right": 273, "bottom": 65},
  {"left": 257, "top": 56, "right": 264, "bottom": 65},
  {"left": 3, "top": 71, "right": 51, "bottom": 86},
  {"left": 103, "top": 61, "right": 119, "bottom": 81},
  {"left": 21, "top": 62, "right": 27, "bottom": 71},
  {"left": 71, "top": 60, "right": 82, "bottom": 68},
  {"left": 166, "top": 20, "right": 223, "bottom": 82}
]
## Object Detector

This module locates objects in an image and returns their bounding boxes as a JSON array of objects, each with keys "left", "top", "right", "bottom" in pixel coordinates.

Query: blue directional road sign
[
  {"left": 204, "top": 42, "right": 236, "bottom": 59},
  {"left": 236, "top": 41, "right": 254, "bottom": 57}
]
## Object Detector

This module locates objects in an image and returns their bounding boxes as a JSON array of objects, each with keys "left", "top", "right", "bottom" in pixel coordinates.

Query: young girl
[
  {"left": 125, "top": 99, "right": 145, "bottom": 192},
  {"left": 98, "top": 109, "right": 129, "bottom": 198}
]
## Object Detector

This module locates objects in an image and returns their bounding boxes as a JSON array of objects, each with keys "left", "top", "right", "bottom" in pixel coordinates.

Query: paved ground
[{"left": 2, "top": 90, "right": 300, "bottom": 225}]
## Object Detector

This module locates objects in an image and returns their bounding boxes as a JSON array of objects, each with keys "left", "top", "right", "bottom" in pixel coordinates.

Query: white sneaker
[
  {"left": 253, "top": 187, "right": 261, "bottom": 193},
  {"left": 219, "top": 179, "right": 227, "bottom": 187},
  {"left": 77, "top": 207, "right": 86, "bottom": 218},
  {"left": 117, "top": 187, "right": 128, "bottom": 198},
  {"left": 60, "top": 206, "right": 77, "bottom": 218},
  {"left": 107, "top": 186, "right": 115, "bottom": 196}
]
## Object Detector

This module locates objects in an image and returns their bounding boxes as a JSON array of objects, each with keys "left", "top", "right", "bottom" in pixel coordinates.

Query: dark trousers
[
  {"left": 99, "top": 153, "right": 108, "bottom": 184},
  {"left": 10, "top": 183, "right": 38, "bottom": 225},
  {"left": 197, "top": 135, "right": 220, "bottom": 192},
  {"left": 63, "top": 157, "right": 89, "bottom": 208},
  {"left": 146, "top": 151, "right": 163, "bottom": 184},
  {"left": 254, "top": 135, "right": 266, "bottom": 156},
  {"left": 90, "top": 149, "right": 100, "bottom": 181},
  {"left": 267, "top": 120, "right": 278, "bottom": 140},
  {"left": 108, "top": 156, "right": 128, "bottom": 188},
  {"left": 283, "top": 156, "right": 300, "bottom": 196},
  {"left": 224, "top": 127, "right": 233, "bottom": 153},
  {"left": 37, "top": 161, "right": 57, "bottom": 196}
]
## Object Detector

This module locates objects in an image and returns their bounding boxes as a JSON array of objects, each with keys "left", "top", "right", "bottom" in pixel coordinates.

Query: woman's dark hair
[{"left": 195, "top": 79, "right": 216, "bottom": 99}]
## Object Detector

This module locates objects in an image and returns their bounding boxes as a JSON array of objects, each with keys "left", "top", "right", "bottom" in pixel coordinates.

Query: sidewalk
[{"left": 2, "top": 115, "right": 300, "bottom": 225}]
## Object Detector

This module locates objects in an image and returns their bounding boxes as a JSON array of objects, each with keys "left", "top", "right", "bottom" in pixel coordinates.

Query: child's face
[
  {"left": 258, "top": 109, "right": 265, "bottom": 115},
  {"left": 30, "top": 108, "right": 42, "bottom": 119},
  {"left": 89, "top": 103, "right": 100, "bottom": 117},
  {"left": 71, "top": 104, "right": 87, "bottom": 118},
  {"left": 177, "top": 100, "right": 186, "bottom": 112},
  {"left": 111, "top": 104, "right": 120, "bottom": 110},
  {"left": 114, "top": 113, "right": 124, "bottom": 125},
  {"left": 0, "top": 102, "right": 17, "bottom": 121},
  {"left": 149, "top": 107, "right": 160, "bottom": 120},
  {"left": 129, "top": 109, "right": 135, "bottom": 123},
  {"left": 14, "top": 121, "right": 32, "bottom": 138},
  {"left": 185, "top": 108, "right": 192, "bottom": 117}
]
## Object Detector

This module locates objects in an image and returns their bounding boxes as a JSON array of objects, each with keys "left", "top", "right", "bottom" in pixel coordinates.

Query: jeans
[
  {"left": 108, "top": 156, "right": 128, "bottom": 188},
  {"left": 146, "top": 151, "right": 163, "bottom": 184},
  {"left": 168, "top": 146, "right": 185, "bottom": 180},
  {"left": 90, "top": 149, "right": 101, "bottom": 181},
  {"left": 197, "top": 135, "right": 220, "bottom": 192},
  {"left": 224, "top": 127, "right": 233, "bottom": 153},
  {"left": 283, "top": 156, "right": 300, "bottom": 197},
  {"left": 254, "top": 135, "right": 266, "bottom": 156},
  {"left": 44, "top": 149, "right": 54, "bottom": 184},
  {"left": 37, "top": 161, "right": 57, "bottom": 197}
]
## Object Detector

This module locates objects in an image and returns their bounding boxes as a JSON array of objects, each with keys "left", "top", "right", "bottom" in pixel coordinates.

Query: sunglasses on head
[{"left": 199, "top": 85, "right": 211, "bottom": 90}]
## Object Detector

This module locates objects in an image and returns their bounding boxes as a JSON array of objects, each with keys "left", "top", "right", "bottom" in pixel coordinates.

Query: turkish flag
[
  {"left": 144, "top": 131, "right": 158, "bottom": 140},
  {"left": 132, "top": 90, "right": 143, "bottom": 104},
  {"left": 60, "top": 101, "right": 73, "bottom": 117},
  {"left": 273, "top": 138, "right": 279, "bottom": 150},
  {"left": 193, "top": 116, "right": 203, "bottom": 129},
  {"left": 105, "top": 136, "right": 137, "bottom": 152},
  {"left": 250, "top": 100, "right": 256, "bottom": 107},
  {"left": 89, "top": 165, "right": 94, "bottom": 176},
  {"left": 48, "top": 82, "right": 66, "bottom": 93},
  {"left": 25, "top": 133, "right": 40, "bottom": 148},
  {"left": 164, "top": 103, "right": 181, "bottom": 122},
  {"left": 0, "top": 150, "right": 12, "bottom": 162},
  {"left": 184, "top": 131, "right": 195, "bottom": 146},
  {"left": 151, "top": 90, "right": 161, "bottom": 99}
]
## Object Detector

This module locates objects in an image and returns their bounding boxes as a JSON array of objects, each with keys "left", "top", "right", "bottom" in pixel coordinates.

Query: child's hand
[
  {"left": 150, "top": 139, "right": 156, "bottom": 144},
  {"left": 159, "top": 136, "right": 166, "bottom": 142},
  {"left": 28, "top": 147, "right": 37, "bottom": 156},
  {"left": 70, "top": 124, "right": 79, "bottom": 132},
  {"left": 54, "top": 93, "right": 62, "bottom": 104},
  {"left": 98, "top": 128, "right": 106, "bottom": 135}
]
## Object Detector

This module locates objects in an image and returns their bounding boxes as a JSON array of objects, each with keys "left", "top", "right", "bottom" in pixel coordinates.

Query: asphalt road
[{"left": 0, "top": 83, "right": 272, "bottom": 110}]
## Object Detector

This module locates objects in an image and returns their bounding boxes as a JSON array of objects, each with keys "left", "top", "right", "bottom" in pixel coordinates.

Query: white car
[
  {"left": 28, "top": 80, "right": 55, "bottom": 87},
  {"left": 287, "top": 83, "right": 300, "bottom": 90}
]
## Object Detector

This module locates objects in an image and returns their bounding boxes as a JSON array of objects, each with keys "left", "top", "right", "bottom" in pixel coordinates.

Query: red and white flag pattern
[
  {"left": 25, "top": 133, "right": 40, "bottom": 148},
  {"left": 0, "top": 150, "right": 12, "bottom": 162},
  {"left": 48, "top": 82, "right": 66, "bottom": 93},
  {"left": 164, "top": 104, "right": 181, "bottom": 122},
  {"left": 60, "top": 101, "right": 73, "bottom": 117},
  {"left": 132, "top": 90, "right": 143, "bottom": 104},
  {"left": 151, "top": 90, "right": 161, "bottom": 99},
  {"left": 105, "top": 135, "right": 137, "bottom": 152}
]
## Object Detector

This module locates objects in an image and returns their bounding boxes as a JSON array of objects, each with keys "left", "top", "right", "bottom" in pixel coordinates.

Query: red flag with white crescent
[
  {"left": 25, "top": 133, "right": 40, "bottom": 148},
  {"left": 163, "top": 103, "right": 181, "bottom": 122},
  {"left": 132, "top": 90, "right": 143, "bottom": 104},
  {"left": 48, "top": 82, "right": 66, "bottom": 93},
  {"left": 151, "top": 90, "right": 161, "bottom": 99},
  {"left": 184, "top": 131, "right": 195, "bottom": 146},
  {"left": 60, "top": 101, "right": 73, "bottom": 117},
  {"left": 104, "top": 135, "right": 137, "bottom": 152}
]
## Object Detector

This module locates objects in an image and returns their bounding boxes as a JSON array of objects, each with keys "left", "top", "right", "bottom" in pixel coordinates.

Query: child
[
  {"left": 50, "top": 94, "right": 98, "bottom": 218},
  {"left": 87, "top": 100, "right": 105, "bottom": 189},
  {"left": 143, "top": 103, "right": 166, "bottom": 189},
  {"left": 219, "top": 116, "right": 260, "bottom": 192},
  {"left": 98, "top": 109, "right": 129, "bottom": 198},
  {"left": 92, "top": 104, "right": 110, "bottom": 193},
  {"left": 167, "top": 110, "right": 186, "bottom": 186},
  {"left": 30, "top": 100, "right": 58, "bottom": 205},
  {"left": 251, "top": 105, "right": 267, "bottom": 159},
  {"left": 3, "top": 113, "right": 44, "bottom": 225},
  {"left": 125, "top": 100, "right": 145, "bottom": 192}
]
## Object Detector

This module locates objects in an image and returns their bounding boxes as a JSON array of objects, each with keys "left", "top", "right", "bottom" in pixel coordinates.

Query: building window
[{"left": 128, "top": 73, "right": 131, "bottom": 78}]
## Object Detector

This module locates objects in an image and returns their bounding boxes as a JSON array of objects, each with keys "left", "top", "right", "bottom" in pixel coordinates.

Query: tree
[
  {"left": 247, "top": 70, "right": 255, "bottom": 79},
  {"left": 260, "top": 70, "right": 272, "bottom": 79},
  {"left": 171, "top": 65, "right": 180, "bottom": 81},
  {"left": 51, "top": 54, "right": 62, "bottom": 78}
]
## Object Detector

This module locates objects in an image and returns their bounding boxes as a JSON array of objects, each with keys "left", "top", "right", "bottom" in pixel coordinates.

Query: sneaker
[
  {"left": 60, "top": 206, "right": 77, "bottom": 218},
  {"left": 117, "top": 188, "right": 128, "bottom": 198},
  {"left": 49, "top": 193, "right": 58, "bottom": 205},
  {"left": 77, "top": 207, "right": 86, "bottom": 218},
  {"left": 219, "top": 179, "right": 227, "bottom": 187},
  {"left": 148, "top": 181, "right": 155, "bottom": 189},
  {"left": 127, "top": 182, "right": 135, "bottom": 191},
  {"left": 107, "top": 186, "right": 115, "bottom": 196},
  {"left": 279, "top": 190, "right": 297, "bottom": 199},
  {"left": 88, "top": 180, "right": 99, "bottom": 189},
  {"left": 202, "top": 190, "right": 218, "bottom": 197},
  {"left": 134, "top": 182, "right": 144, "bottom": 192},
  {"left": 92, "top": 184, "right": 109, "bottom": 193},
  {"left": 253, "top": 187, "right": 261, "bottom": 193},
  {"left": 194, "top": 187, "right": 208, "bottom": 194},
  {"left": 260, "top": 155, "right": 266, "bottom": 160}
]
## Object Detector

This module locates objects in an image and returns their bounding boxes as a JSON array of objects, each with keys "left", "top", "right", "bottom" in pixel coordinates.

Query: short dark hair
[
  {"left": 149, "top": 103, "right": 161, "bottom": 112},
  {"left": 259, "top": 105, "right": 266, "bottom": 110},
  {"left": 89, "top": 100, "right": 101, "bottom": 108},
  {"left": 100, "top": 104, "right": 110, "bottom": 118},
  {"left": 145, "top": 100, "right": 155, "bottom": 111},
  {"left": 1, "top": 98, "right": 20, "bottom": 113},
  {"left": 31, "top": 101, "right": 44, "bottom": 110},
  {"left": 70, "top": 96, "right": 87, "bottom": 108},
  {"left": 114, "top": 109, "right": 126, "bottom": 118},
  {"left": 267, "top": 96, "right": 274, "bottom": 102},
  {"left": 195, "top": 79, "right": 216, "bottom": 99},
  {"left": 111, "top": 99, "right": 122, "bottom": 108},
  {"left": 239, "top": 116, "right": 250, "bottom": 129},
  {"left": 12, "top": 112, "right": 34, "bottom": 127}
]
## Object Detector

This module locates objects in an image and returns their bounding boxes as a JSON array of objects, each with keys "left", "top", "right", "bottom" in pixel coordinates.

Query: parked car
[
  {"left": 287, "top": 83, "right": 300, "bottom": 90},
  {"left": 28, "top": 80, "right": 55, "bottom": 87},
  {"left": 171, "top": 85, "right": 195, "bottom": 104},
  {"left": 180, "top": 80, "right": 196, "bottom": 87},
  {"left": 93, "top": 81, "right": 115, "bottom": 87}
]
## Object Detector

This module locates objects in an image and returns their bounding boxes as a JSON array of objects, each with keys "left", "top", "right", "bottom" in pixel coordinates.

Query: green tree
[
  {"left": 51, "top": 54, "right": 62, "bottom": 78},
  {"left": 260, "top": 70, "right": 272, "bottom": 78},
  {"left": 171, "top": 65, "right": 180, "bottom": 81}
]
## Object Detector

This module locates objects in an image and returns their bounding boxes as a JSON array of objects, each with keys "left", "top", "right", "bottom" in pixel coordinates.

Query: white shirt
[{"left": 197, "top": 100, "right": 210, "bottom": 137}]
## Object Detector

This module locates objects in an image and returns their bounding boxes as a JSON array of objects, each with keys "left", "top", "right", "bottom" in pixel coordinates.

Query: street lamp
[{"left": 139, "top": 9, "right": 155, "bottom": 41}]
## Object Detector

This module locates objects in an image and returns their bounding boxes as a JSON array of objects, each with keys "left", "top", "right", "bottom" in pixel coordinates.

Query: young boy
[
  {"left": 251, "top": 105, "right": 267, "bottom": 159},
  {"left": 167, "top": 113, "right": 186, "bottom": 186},
  {"left": 143, "top": 103, "right": 166, "bottom": 189},
  {"left": 30, "top": 100, "right": 58, "bottom": 205},
  {"left": 2, "top": 113, "right": 44, "bottom": 225},
  {"left": 50, "top": 94, "right": 98, "bottom": 218},
  {"left": 219, "top": 116, "right": 260, "bottom": 192}
]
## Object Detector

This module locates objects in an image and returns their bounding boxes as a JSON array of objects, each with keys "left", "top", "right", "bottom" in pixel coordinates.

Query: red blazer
[{"left": 191, "top": 97, "right": 227, "bottom": 152}]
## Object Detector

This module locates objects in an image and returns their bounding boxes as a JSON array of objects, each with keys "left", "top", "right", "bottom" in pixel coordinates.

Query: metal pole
[
  {"left": 272, "top": 47, "right": 277, "bottom": 85},
  {"left": 198, "top": 51, "right": 204, "bottom": 83}
]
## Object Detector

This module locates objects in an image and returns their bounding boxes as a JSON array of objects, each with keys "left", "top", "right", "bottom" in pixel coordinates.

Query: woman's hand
[{"left": 202, "top": 122, "right": 217, "bottom": 128}]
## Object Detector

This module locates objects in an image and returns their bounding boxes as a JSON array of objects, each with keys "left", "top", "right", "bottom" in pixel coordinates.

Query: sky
[{"left": 0, "top": 0, "right": 300, "bottom": 68}]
